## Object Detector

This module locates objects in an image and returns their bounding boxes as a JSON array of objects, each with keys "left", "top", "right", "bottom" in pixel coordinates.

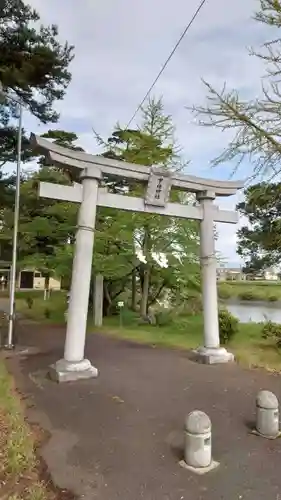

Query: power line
[{"left": 125, "top": 0, "right": 208, "bottom": 129}]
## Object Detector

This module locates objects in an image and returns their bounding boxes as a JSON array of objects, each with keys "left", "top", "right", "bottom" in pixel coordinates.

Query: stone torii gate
[{"left": 31, "top": 134, "right": 244, "bottom": 382}]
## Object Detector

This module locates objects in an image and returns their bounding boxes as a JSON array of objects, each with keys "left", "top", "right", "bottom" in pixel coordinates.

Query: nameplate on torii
[
  {"left": 144, "top": 167, "right": 172, "bottom": 207},
  {"left": 39, "top": 181, "right": 239, "bottom": 224}
]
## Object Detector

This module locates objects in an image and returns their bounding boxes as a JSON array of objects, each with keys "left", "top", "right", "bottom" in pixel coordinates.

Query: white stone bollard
[
  {"left": 184, "top": 410, "right": 212, "bottom": 469},
  {"left": 256, "top": 390, "right": 279, "bottom": 439}
]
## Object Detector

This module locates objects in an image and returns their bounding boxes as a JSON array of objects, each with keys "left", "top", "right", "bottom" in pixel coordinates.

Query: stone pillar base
[
  {"left": 179, "top": 459, "right": 220, "bottom": 475},
  {"left": 49, "top": 358, "right": 98, "bottom": 383},
  {"left": 193, "top": 347, "right": 234, "bottom": 365}
]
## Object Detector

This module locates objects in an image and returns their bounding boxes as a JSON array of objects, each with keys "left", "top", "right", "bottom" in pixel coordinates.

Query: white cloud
[{"left": 21, "top": 0, "right": 269, "bottom": 264}]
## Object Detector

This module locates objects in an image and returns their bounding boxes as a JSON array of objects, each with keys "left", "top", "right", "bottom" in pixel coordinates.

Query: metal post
[{"left": 7, "top": 104, "right": 22, "bottom": 348}]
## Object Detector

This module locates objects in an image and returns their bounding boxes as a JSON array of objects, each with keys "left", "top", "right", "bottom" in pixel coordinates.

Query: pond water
[{"left": 226, "top": 302, "right": 281, "bottom": 324}]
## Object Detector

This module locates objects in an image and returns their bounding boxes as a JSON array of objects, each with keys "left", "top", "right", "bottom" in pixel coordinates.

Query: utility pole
[{"left": 0, "top": 82, "right": 23, "bottom": 348}]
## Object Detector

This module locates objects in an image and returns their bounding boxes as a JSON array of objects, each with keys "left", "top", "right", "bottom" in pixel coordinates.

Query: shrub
[
  {"left": 238, "top": 289, "right": 263, "bottom": 301},
  {"left": 218, "top": 287, "right": 232, "bottom": 299},
  {"left": 25, "top": 296, "right": 33, "bottom": 309},
  {"left": 119, "top": 307, "right": 139, "bottom": 326},
  {"left": 44, "top": 307, "right": 51, "bottom": 319},
  {"left": 268, "top": 294, "right": 278, "bottom": 302},
  {"left": 218, "top": 309, "right": 239, "bottom": 344},
  {"left": 154, "top": 310, "right": 173, "bottom": 327},
  {"left": 180, "top": 297, "right": 202, "bottom": 316},
  {"left": 261, "top": 320, "right": 281, "bottom": 347}
]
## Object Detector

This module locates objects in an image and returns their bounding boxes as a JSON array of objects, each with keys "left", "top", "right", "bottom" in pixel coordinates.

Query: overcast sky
[{"left": 24, "top": 0, "right": 270, "bottom": 266}]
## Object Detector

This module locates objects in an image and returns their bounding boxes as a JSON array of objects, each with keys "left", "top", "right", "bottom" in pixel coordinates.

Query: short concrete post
[
  {"left": 180, "top": 410, "right": 219, "bottom": 474},
  {"left": 255, "top": 390, "right": 279, "bottom": 439},
  {"left": 184, "top": 411, "right": 212, "bottom": 468}
]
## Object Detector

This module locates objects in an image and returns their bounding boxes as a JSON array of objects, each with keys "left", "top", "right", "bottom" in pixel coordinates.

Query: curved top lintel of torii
[{"left": 30, "top": 133, "right": 245, "bottom": 197}]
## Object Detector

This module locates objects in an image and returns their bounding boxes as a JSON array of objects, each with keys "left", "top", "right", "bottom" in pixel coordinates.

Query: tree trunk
[
  {"left": 103, "top": 281, "right": 112, "bottom": 316},
  {"left": 140, "top": 266, "right": 150, "bottom": 317},
  {"left": 148, "top": 282, "right": 166, "bottom": 307},
  {"left": 131, "top": 268, "right": 138, "bottom": 311},
  {"left": 139, "top": 228, "right": 151, "bottom": 317},
  {"left": 44, "top": 275, "right": 50, "bottom": 291},
  {"left": 44, "top": 274, "right": 50, "bottom": 300}
]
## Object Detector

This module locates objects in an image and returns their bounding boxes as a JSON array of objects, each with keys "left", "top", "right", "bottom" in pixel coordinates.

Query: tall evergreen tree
[
  {"left": 95, "top": 99, "right": 199, "bottom": 316},
  {"left": 0, "top": 0, "right": 74, "bottom": 167}
]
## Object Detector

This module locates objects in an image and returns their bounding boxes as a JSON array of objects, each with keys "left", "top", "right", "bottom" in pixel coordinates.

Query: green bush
[
  {"left": 154, "top": 310, "right": 173, "bottom": 327},
  {"left": 218, "top": 309, "right": 239, "bottom": 344},
  {"left": 267, "top": 294, "right": 278, "bottom": 302},
  {"left": 180, "top": 297, "right": 202, "bottom": 316},
  {"left": 25, "top": 296, "right": 33, "bottom": 310},
  {"left": 238, "top": 289, "right": 263, "bottom": 301},
  {"left": 218, "top": 287, "right": 232, "bottom": 299},
  {"left": 44, "top": 307, "right": 51, "bottom": 319},
  {"left": 261, "top": 320, "right": 281, "bottom": 347},
  {"left": 120, "top": 307, "right": 139, "bottom": 325}
]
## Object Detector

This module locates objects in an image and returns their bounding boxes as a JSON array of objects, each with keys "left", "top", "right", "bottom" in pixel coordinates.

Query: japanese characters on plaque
[{"left": 144, "top": 167, "right": 172, "bottom": 207}]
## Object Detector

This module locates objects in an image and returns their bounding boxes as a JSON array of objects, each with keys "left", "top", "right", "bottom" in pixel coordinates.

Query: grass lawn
[
  {"left": 16, "top": 291, "right": 67, "bottom": 324},
  {"left": 218, "top": 280, "right": 281, "bottom": 302},
  {"left": 95, "top": 314, "right": 281, "bottom": 372},
  {"left": 15, "top": 293, "right": 281, "bottom": 373},
  {"left": 0, "top": 360, "right": 51, "bottom": 500}
]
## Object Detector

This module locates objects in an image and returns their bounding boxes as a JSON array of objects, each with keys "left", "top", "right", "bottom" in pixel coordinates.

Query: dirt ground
[{"left": 6, "top": 322, "right": 281, "bottom": 500}]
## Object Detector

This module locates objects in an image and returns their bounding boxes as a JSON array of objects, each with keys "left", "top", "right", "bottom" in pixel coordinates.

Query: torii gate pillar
[
  {"left": 196, "top": 191, "right": 234, "bottom": 364},
  {"left": 50, "top": 167, "right": 102, "bottom": 382}
]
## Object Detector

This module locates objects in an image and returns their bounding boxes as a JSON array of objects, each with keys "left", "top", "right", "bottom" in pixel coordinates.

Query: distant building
[
  {"left": 217, "top": 266, "right": 245, "bottom": 281},
  {"left": 17, "top": 269, "right": 61, "bottom": 290},
  {"left": 260, "top": 267, "right": 279, "bottom": 281},
  {"left": 0, "top": 265, "right": 61, "bottom": 291}
]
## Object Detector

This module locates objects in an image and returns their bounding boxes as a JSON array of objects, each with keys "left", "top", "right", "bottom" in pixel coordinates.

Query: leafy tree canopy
[
  {"left": 237, "top": 182, "right": 281, "bottom": 272},
  {"left": 0, "top": 130, "right": 81, "bottom": 273}
]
